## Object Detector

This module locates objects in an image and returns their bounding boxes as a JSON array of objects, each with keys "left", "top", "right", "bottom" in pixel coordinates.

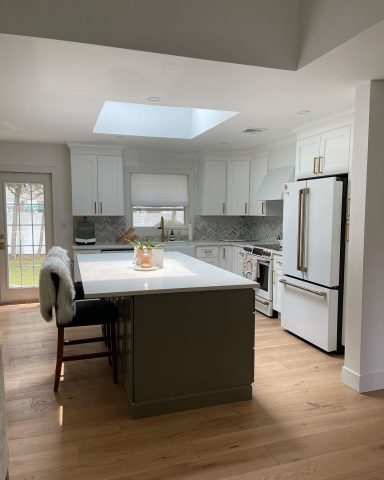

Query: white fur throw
[
  {"left": 39, "top": 255, "right": 75, "bottom": 325},
  {"left": 47, "top": 246, "right": 71, "bottom": 269}
]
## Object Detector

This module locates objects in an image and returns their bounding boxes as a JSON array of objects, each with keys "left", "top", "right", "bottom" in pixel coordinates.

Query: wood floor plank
[{"left": 2, "top": 305, "right": 384, "bottom": 480}]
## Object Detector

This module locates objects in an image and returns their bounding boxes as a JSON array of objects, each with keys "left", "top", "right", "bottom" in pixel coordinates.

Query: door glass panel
[{"left": 4, "top": 182, "right": 46, "bottom": 289}]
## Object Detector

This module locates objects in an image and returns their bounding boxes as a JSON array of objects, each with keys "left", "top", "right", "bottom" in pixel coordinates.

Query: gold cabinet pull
[
  {"left": 222, "top": 202, "right": 225, "bottom": 214},
  {"left": 100, "top": 202, "right": 103, "bottom": 214},
  {"left": 245, "top": 202, "right": 248, "bottom": 215},
  {"left": 318, "top": 156, "right": 324, "bottom": 174},
  {"left": 94, "top": 201, "right": 97, "bottom": 214},
  {"left": 313, "top": 157, "right": 319, "bottom": 174},
  {"left": 261, "top": 201, "right": 266, "bottom": 215}
]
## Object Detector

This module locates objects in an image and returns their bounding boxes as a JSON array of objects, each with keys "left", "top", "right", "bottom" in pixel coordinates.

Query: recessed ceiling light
[
  {"left": 297, "top": 110, "right": 311, "bottom": 115},
  {"left": 147, "top": 96, "right": 161, "bottom": 102},
  {"left": 94, "top": 101, "right": 239, "bottom": 139}
]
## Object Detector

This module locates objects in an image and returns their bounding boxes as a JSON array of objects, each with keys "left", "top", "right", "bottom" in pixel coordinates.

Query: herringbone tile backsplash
[
  {"left": 73, "top": 215, "right": 282, "bottom": 244},
  {"left": 193, "top": 216, "right": 282, "bottom": 242},
  {"left": 73, "top": 216, "right": 126, "bottom": 243}
]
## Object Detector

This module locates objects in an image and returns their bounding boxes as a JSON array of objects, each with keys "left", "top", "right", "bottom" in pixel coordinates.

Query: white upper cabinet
[
  {"left": 296, "top": 135, "right": 320, "bottom": 178},
  {"left": 199, "top": 160, "right": 227, "bottom": 215},
  {"left": 96, "top": 156, "right": 124, "bottom": 215},
  {"left": 71, "top": 154, "right": 98, "bottom": 216},
  {"left": 319, "top": 126, "right": 351, "bottom": 176},
  {"left": 295, "top": 122, "right": 352, "bottom": 179},
  {"left": 226, "top": 160, "right": 250, "bottom": 215},
  {"left": 69, "top": 145, "right": 124, "bottom": 216},
  {"left": 249, "top": 156, "right": 268, "bottom": 215}
]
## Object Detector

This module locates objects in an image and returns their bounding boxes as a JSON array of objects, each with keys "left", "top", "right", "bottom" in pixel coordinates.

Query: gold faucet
[{"left": 158, "top": 216, "right": 166, "bottom": 242}]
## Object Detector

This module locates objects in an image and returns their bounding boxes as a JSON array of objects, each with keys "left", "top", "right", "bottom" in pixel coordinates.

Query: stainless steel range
[{"left": 240, "top": 243, "right": 282, "bottom": 317}]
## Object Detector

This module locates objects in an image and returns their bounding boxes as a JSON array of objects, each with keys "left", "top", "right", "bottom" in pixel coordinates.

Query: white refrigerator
[{"left": 281, "top": 176, "right": 346, "bottom": 352}]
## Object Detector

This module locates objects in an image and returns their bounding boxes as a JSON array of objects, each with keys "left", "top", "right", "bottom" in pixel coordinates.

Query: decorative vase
[{"left": 136, "top": 248, "right": 153, "bottom": 268}]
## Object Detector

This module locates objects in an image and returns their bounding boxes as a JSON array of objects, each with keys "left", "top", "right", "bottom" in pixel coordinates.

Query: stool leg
[
  {"left": 54, "top": 326, "right": 64, "bottom": 391},
  {"left": 110, "top": 321, "right": 118, "bottom": 384}
]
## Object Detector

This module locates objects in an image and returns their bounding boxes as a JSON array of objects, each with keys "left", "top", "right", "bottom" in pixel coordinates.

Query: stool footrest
[
  {"left": 63, "top": 352, "right": 111, "bottom": 362},
  {"left": 64, "top": 336, "right": 106, "bottom": 346}
]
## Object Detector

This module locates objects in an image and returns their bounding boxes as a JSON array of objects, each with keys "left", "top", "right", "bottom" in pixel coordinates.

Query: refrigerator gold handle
[
  {"left": 300, "top": 188, "right": 309, "bottom": 273},
  {"left": 296, "top": 189, "right": 303, "bottom": 271},
  {"left": 280, "top": 279, "right": 326, "bottom": 297}
]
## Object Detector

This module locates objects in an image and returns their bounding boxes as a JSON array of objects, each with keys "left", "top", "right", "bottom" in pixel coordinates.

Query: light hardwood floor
[{"left": 1, "top": 303, "right": 384, "bottom": 480}]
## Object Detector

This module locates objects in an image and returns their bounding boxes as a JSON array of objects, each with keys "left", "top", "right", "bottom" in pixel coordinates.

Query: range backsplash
[
  {"left": 193, "top": 216, "right": 283, "bottom": 242},
  {"left": 73, "top": 215, "right": 283, "bottom": 244}
]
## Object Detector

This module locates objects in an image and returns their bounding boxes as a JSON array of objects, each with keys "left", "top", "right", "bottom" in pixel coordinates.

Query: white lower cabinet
[
  {"left": 232, "top": 246, "right": 244, "bottom": 275},
  {"left": 218, "top": 246, "right": 233, "bottom": 271},
  {"left": 195, "top": 245, "right": 219, "bottom": 266}
]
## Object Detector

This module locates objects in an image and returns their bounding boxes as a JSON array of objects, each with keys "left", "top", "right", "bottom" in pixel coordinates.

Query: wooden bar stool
[{"left": 39, "top": 251, "right": 118, "bottom": 391}]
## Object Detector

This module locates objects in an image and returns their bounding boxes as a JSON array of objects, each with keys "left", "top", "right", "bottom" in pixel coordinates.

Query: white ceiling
[{"left": 1, "top": 20, "right": 384, "bottom": 152}]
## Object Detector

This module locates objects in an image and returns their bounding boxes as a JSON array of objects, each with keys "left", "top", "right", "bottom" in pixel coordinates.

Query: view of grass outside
[
  {"left": 8, "top": 255, "right": 45, "bottom": 288},
  {"left": 5, "top": 181, "right": 46, "bottom": 289}
]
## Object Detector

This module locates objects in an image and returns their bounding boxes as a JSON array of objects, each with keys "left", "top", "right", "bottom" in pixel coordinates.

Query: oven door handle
[{"left": 254, "top": 298, "right": 270, "bottom": 306}]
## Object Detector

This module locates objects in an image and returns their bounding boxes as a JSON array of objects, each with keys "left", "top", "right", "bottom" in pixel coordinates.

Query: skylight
[{"left": 93, "top": 101, "right": 239, "bottom": 139}]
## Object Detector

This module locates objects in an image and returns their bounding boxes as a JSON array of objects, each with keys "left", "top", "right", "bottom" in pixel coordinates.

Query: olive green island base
[{"left": 115, "top": 288, "right": 255, "bottom": 419}]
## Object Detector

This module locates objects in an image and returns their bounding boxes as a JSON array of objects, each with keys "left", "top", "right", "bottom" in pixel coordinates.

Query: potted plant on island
[{"left": 129, "top": 240, "right": 165, "bottom": 268}]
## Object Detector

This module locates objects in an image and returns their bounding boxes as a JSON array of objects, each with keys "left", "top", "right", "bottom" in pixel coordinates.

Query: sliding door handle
[{"left": 280, "top": 279, "right": 326, "bottom": 297}]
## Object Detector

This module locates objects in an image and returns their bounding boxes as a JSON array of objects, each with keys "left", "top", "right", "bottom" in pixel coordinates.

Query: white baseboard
[{"left": 342, "top": 366, "right": 384, "bottom": 392}]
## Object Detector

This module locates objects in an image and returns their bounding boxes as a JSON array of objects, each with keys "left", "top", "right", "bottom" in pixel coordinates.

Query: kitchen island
[{"left": 77, "top": 251, "right": 257, "bottom": 418}]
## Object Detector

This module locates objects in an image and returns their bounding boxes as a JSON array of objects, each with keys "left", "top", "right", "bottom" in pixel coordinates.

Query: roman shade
[{"left": 131, "top": 173, "right": 189, "bottom": 207}]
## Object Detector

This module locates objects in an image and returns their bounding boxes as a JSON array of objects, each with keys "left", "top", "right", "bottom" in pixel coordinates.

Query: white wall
[
  {"left": 0, "top": 141, "right": 73, "bottom": 251},
  {"left": 343, "top": 80, "right": 384, "bottom": 392},
  {"left": 0, "top": 0, "right": 300, "bottom": 70},
  {"left": 299, "top": 0, "right": 384, "bottom": 67}
]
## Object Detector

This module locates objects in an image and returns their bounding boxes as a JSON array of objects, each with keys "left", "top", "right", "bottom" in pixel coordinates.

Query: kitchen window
[{"left": 130, "top": 173, "right": 189, "bottom": 228}]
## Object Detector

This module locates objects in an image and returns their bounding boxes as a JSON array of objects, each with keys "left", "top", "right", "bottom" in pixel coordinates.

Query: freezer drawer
[{"left": 280, "top": 277, "right": 338, "bottom": 352}]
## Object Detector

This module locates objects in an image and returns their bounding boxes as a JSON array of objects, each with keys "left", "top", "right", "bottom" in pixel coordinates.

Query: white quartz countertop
[
  {"left": 78, "top": 251, "right": 257, "bottom": 298},
  {"left": 73, "top": 240, "right": 265, "bottom": 250}
]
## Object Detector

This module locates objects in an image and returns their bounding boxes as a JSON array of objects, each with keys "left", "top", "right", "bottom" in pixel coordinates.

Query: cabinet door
[
  {"left": 226, "top": 160, "right": 250, "bottom": 215},
  {"left": 273, "top": 269, "right": 283, "bottom": 313},
  {"left": 249, "top": 156, "right": 268, "bottom": 215},
  {"left": 233, "top": 247, "right": 244, "bottom": 275},
  {"left": 319, "top": 126, "right": 351, "bottom": 176},
  {"left": 200, "top": 161, "right": 226, "bottom": 215},
  {"left": 71, "top": 155, "right": 98, "bottom": 216},
  {"left": 295, "top": 135, "right": 320, "bottom": 179},
  {"left": 219, "top": 246, "right": 233, "bottom": 271},
  {"left": 97, "top": 156, "right": 124, "bottom": 216}
]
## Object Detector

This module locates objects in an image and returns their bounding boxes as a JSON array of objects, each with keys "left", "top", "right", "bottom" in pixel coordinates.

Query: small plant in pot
[{"left": 129, "top": 240, "right": 164, "bottom": 268}]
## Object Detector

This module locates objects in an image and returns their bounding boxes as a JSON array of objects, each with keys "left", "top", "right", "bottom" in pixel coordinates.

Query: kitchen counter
[
  {"left": 78, "top": 251, "right": 257, "bottom": 298},
  {"left": 77, "top": 251, "right": 256, "bottom": 418}
]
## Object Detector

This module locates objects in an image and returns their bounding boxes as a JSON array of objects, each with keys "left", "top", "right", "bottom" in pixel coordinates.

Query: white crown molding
[
  {"left": 67, "top": 143, "right": 125, "bottom": 156},
  {"left": 292, "top": 106, "right": 354, "bottom": 137}
]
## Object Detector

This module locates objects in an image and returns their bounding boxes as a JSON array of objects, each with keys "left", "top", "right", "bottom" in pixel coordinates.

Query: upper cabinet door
[
  {"left": 226, "top": 160, "right": 250, "bottom": 215},
  {"left": 200, "top": 160, "right": 227, "bottom": 215},
  {"left": 319, "top": 126, "right": 351, "bottom": 176},
  {"left": 249, "top": 156, "right": 268, "bottom": 216},
  {"left": 71, "top": 154, "right": 98, "bottom": 216},
  {"left": 295, "top": 135, "right": 320, "bottom": 179},
  {"left": 97, "top": 156, "right": 124, "bottom": 216}
]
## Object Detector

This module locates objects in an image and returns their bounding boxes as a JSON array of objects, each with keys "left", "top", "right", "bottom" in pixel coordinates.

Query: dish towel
[{"left": 241, "top": 252, "right": 260, "bottom": 280}]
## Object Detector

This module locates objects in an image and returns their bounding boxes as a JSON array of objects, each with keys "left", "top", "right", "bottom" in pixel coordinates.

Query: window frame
[{"left": 125, "top": 166, "right": 195, "bottom": 237}]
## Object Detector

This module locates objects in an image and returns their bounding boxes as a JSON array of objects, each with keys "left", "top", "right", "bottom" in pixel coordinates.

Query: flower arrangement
[{"left": 129, "top": 239, "right": 165, "bottom": 268}]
